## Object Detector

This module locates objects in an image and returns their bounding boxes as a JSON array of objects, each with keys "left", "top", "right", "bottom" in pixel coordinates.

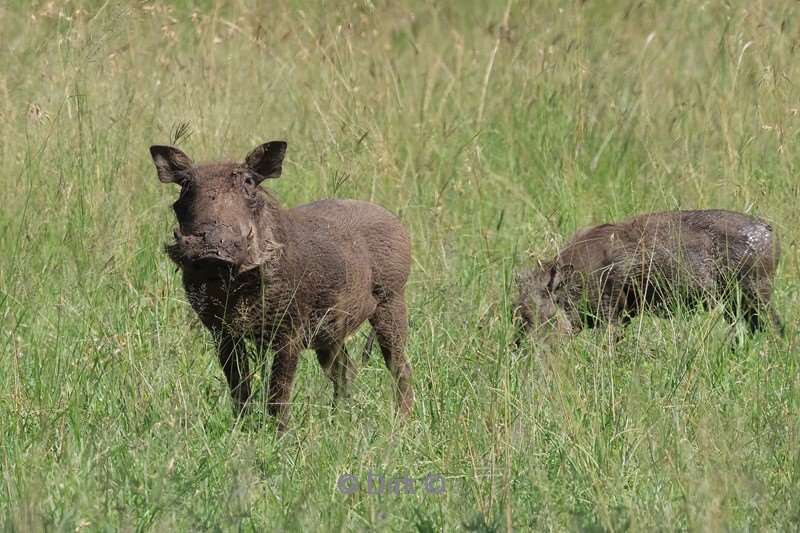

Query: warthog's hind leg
[{"left": 369, "top": 293, "right": 414, "bottom": 416}]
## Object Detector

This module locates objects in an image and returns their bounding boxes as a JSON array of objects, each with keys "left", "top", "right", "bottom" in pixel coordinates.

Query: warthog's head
[
  {"left": 150, "top": 141, "right": 287, "bottom": 274},
  {"left": 515, "top": 261, "right": 577, "bottom": 340}
]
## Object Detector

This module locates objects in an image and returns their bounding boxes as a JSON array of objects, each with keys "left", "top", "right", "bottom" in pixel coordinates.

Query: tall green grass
[{"left": 1, "top": 1, "right": 799, "bottom": 530}]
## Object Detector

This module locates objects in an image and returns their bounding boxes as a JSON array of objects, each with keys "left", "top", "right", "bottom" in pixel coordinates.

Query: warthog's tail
[{"left": 362, "top": 330, "right": 377, "bottom": 364}]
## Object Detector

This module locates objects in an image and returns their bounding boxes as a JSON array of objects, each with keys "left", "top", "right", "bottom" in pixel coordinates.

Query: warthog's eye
[
  {"left": 241, "top": 173, "right": 262, "bottom": 204},
  {"left": 237, "top": 169, "right": 257, "bottom": 189}
]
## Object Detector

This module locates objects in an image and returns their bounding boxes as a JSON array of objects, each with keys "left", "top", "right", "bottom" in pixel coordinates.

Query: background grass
[{"left": 1, "top": 0, "right": 799, "bottom": 530}]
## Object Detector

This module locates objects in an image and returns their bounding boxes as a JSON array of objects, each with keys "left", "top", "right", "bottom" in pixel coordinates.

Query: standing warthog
[
  {"left": 150, "top": 141, "right": 413, "bottom": 430},
  {"left": 514, "top": 209, "right": 783, "bottom": 344}
]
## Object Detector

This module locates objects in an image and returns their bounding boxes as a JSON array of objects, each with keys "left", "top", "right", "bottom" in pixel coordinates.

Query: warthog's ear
[
  {"left": 244, "top": 141, "right": 287, "bottom": 181},
  {"left": 150, "top": 145, "right": 193, "bottom": 184},
  {"left": 547, "top": 263, "right": 575, "bottom": 292}
]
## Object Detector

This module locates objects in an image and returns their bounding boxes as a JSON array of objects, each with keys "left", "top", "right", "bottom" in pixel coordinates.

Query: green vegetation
[{"left": 2, "top": 1, "right": 799, "bottom": 530}]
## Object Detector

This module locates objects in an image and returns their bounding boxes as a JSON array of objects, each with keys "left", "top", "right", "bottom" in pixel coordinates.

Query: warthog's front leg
[
  {"left": 215, "top": 333, "right": 252, "bottom": 416},
  {"left": 266, "top": 339, "right": 301, "bottom": 431}
]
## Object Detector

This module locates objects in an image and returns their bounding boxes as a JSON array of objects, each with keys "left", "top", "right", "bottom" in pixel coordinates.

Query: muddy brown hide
[
  {"left": 514, "top": 209, "right": 783, "bottom": 344},
  {"left": 151, "top": 142, "right": 413, "bottom": 429}
]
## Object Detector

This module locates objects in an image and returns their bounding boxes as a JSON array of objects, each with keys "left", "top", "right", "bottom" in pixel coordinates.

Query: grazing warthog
[
  {"left": 150, "top": 141, "right": 413, "bottom": 429},
  {"left": 514, "top": 209, "right": 783, "bottom": 344}
]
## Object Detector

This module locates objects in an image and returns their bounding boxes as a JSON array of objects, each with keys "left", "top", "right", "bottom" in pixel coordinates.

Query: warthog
[
  {"left": 150, "top": 141, "right": 413, "bottom": 429},
  {"left": 514, "top": 209, "right": 783, "bottom": 343}
]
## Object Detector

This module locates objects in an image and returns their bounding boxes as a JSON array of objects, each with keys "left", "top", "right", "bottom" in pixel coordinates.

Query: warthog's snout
[{"left": 170, "top": 224, "right": 252, "bottom": 267}]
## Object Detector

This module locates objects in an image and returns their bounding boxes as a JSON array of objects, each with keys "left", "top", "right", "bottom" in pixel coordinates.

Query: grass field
[{"left": 2, "top": 1, "right": 800, "bottom": 530}]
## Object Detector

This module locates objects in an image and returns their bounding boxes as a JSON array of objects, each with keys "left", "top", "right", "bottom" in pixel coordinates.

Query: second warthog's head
[{"left": 515, "top": 261, "right": 578, "bottom": 341}]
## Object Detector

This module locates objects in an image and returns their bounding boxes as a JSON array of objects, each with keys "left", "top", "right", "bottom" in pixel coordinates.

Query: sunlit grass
[{"left": 1, "top": 0, "right": 799, "bottom": 530}]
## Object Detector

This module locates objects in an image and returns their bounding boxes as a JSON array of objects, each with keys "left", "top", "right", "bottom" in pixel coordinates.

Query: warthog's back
[
  {"left": 287, "top": 199, "right": 411, "bottom": 296},
  {"left": 556, "top": 209, "right": 779, "bottom": 315},
  {"left": 561, "top": 209, "right": 778, "bottom": 278}
]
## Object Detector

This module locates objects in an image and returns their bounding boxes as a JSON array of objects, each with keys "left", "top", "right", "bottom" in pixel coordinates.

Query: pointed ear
[
  {"left": 150, "top": 145, "right": 193, "bottom": 184},
  {"left": 244, "top": 141, "right": 287, "bottom": 181}
]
